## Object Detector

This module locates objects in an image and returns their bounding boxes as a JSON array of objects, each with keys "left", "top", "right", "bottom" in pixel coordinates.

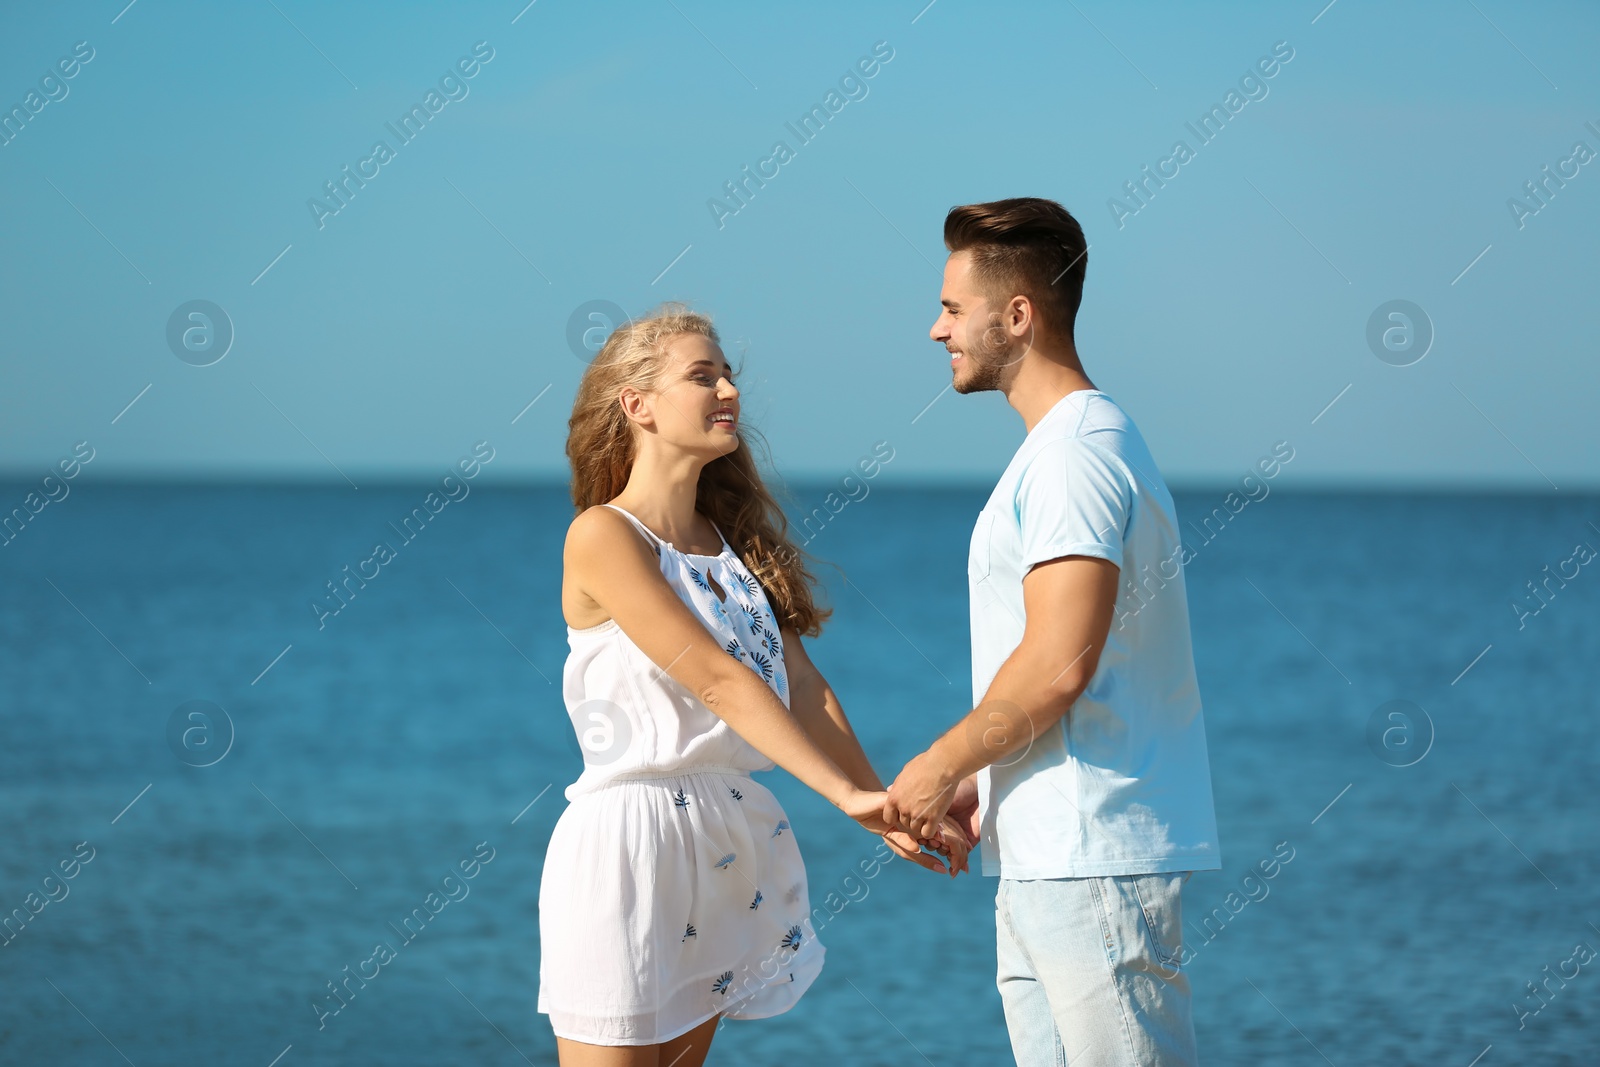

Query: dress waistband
[{"left": 569, "top": 764, "right": 765, "bottom": 794}]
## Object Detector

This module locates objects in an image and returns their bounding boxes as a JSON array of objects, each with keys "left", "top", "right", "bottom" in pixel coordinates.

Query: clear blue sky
[{"left": 2, "top": 0, "right": 1595, "bottom": 488}]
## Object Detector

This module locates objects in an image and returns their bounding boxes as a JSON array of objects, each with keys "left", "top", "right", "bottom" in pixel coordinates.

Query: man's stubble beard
[{"left": 952, "top": 314, "right": 1024, "bottom": 395}]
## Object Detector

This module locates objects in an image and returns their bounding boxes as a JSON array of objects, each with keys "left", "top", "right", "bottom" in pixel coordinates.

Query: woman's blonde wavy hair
[{"left": 566, "top": 304, "right": 831, "bottom": 636}]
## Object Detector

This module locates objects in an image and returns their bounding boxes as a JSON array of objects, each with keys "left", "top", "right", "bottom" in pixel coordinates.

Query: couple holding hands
[{"left": 538, "top": 198, "right": 1222, "bottom": 1066}]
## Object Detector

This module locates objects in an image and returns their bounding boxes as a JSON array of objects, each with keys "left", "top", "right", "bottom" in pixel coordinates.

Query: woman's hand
[
  {"left": 885, "top": 815, "right": 971, "bottom": 877},
  {"left": 839, "top": 788, "right": 893, "bottom": 833},
  {"left": 919, "top": 815, "right": 972, "bottom": 877},
  {"left": 882, "top": 829, "right": 953, "bottom": 874},
  {"left": 840, "top": 790, "right": 972, "bottom": 877},
  {"left": 840, "top": 790, "right": 961, "bottom": 875}
]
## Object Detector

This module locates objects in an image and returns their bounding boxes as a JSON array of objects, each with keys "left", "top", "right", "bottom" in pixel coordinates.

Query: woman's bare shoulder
[
  {"left": 562, "top": 506, "right": 657, "bottom": 628},
  {"left": 565, "top": 505, "right": 650, "bottom": 567}
]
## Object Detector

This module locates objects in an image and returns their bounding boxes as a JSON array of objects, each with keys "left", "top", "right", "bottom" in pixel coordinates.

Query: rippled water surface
[{"left": 1, "top": 484, "right": 1595, "bottom": 1065}]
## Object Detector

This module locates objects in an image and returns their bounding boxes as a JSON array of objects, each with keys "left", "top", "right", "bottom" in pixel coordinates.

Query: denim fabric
[{"left": 996, "top": 873, "right": 1198, "bottom": 1066}]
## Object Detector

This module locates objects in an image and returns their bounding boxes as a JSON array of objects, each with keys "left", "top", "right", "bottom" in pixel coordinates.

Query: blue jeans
[{"left": 996, "top": 873, "right": 1198, "bottom": 1066}]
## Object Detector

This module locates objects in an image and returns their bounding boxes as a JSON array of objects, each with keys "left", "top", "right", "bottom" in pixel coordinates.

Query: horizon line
[{"left": 0, "top": 473, "right": 1592, "bottom": 496}]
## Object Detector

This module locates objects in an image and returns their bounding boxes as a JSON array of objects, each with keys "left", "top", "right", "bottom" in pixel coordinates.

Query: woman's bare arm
[
  {"left": 566, "top": 507, "right": 876, "bottom": 818},
  {"left": 782, "top": 630, "right": 885, "bottom": 789},
  {"left": 784, "top": 630, "right": 970, "bottom": 875}
]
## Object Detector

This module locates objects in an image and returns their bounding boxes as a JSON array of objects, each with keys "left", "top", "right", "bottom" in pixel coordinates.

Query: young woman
[{"left": 538, "top": 306, "right": 969, "bottom": 1066}]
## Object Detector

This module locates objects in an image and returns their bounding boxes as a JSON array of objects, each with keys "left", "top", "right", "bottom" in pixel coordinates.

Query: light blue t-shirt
[{"left": 970, "top": 390, "right": 1221, "bottom": 879}]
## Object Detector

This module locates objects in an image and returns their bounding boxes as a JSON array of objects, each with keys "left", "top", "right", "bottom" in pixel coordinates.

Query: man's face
[{"left": 929, "top": 251, "right": 1024, "bottom": 395}]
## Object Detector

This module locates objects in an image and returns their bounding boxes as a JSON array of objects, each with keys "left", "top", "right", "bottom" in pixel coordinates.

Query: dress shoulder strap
[{"left": 599, "top": 504, "right": 665, "bottom": 551}]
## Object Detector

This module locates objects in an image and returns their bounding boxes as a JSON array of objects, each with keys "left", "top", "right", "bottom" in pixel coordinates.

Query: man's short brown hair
[{"left": 943, "top": 197, "right": 1088, "bottom": 340}]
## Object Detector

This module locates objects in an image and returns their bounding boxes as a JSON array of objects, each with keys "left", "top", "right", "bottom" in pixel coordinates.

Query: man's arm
[{"left": 884, "top": 554, "right": 1119, "bottom": 839}]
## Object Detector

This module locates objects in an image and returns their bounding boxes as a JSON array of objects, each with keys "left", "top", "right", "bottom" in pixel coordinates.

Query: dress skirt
[{"left": 537, "top": 767, "right": 825, "bottom": 1045}]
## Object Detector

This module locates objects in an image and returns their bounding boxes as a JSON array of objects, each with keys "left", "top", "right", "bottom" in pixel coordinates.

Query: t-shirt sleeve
[{"left": 1012, "top": 439, "right": 1131, "bottom": 572}]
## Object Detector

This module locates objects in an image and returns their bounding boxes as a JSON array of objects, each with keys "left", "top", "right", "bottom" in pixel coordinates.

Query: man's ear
[
  {"left": 1007, "top": 295, "right": 1035, "bottom": 340},
  {"left": 618, "top": 388, "right": 653, "bottom": 429}
]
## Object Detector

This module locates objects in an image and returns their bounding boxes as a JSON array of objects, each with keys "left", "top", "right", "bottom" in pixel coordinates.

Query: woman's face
[{"left": 631, "top": 333, "right": 741, "bottom": 458}]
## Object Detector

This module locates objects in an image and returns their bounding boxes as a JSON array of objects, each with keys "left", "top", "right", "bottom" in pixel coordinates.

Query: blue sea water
[{"left": 1, "top": 482, "right": 1596, "bottom": 1065}]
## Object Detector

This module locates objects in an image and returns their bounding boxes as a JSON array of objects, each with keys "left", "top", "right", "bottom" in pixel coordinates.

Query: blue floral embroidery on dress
[
  {"left": 712, "top": 971, "right": 733, "bottom": 995},
  {"left": 689, "top": 566, "right": 711, "bottom": 593},
  {"left": 748, "top": 649, "right": 774, "bottom": 682},
  {"left": 738, "top": 602, "right": 765, "bottom": 628},
  {"left": 771, "top": 819, "right": 789, "bottom": 838},
  {"left": 760, "top": 629, "right": 782, "bottom": 656},
  {"left": 683, "top": 923, "right": 697, "bottom": 942},
  {"left": 736, "top": 572, "right": 760, "bottom": 598},
  {"left": 673, "top": 789, "right": 690, "bottom": 809},
  {"left": 728, "top": 786, "right": 743, "bottom": 801},
  {"left": 781, "top": 925, "right": 804, "bottom": 951},
  {"left": 715, "top": 852, "right": 737, "bottom": 870},
  {"left": 724, "top": 638, "right": 742, "bottom": 659},
  {"left": 774, "top": 671, "right": 788, "bottom": 699},
  {"left": 749, "top": 890, "right": 763, "bottom": 910}
]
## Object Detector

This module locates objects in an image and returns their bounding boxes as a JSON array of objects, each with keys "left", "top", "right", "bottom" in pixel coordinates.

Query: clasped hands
[{"left": 842, "top": 750, "right": 977, "bottom": 878}]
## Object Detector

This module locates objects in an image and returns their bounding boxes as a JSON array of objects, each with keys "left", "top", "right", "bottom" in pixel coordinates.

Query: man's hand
[
  {"left": 884, "top": 748, "right": 960, "bottom": 840},
  {"left": 841, "top": 790, "right": 957, "bottom": 874},
  {"left": 885, "top": 556, "right": 1116, "bottom": 839},
  {"left": 947, "top": 774, "right": 980, "bottom": 848}
]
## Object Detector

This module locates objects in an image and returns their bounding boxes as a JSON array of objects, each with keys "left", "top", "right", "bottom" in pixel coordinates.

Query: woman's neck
[{"left": 610, "top": 446, "right": 713, "bottom": 550}]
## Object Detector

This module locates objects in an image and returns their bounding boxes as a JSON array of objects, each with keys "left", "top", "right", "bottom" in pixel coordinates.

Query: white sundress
[{"left": 537, "top": 504, "right": 824, "bottom": 1045}]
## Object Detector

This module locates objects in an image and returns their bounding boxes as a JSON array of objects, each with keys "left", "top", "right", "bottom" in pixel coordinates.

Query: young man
[{"left": 883, "top": 198, "right": 1221, "bottom": 1066}]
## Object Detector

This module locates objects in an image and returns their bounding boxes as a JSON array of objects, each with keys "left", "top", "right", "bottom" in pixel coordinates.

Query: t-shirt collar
[{"left": 1027, "top": 388, "right": 1107, "bottom": 440}]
